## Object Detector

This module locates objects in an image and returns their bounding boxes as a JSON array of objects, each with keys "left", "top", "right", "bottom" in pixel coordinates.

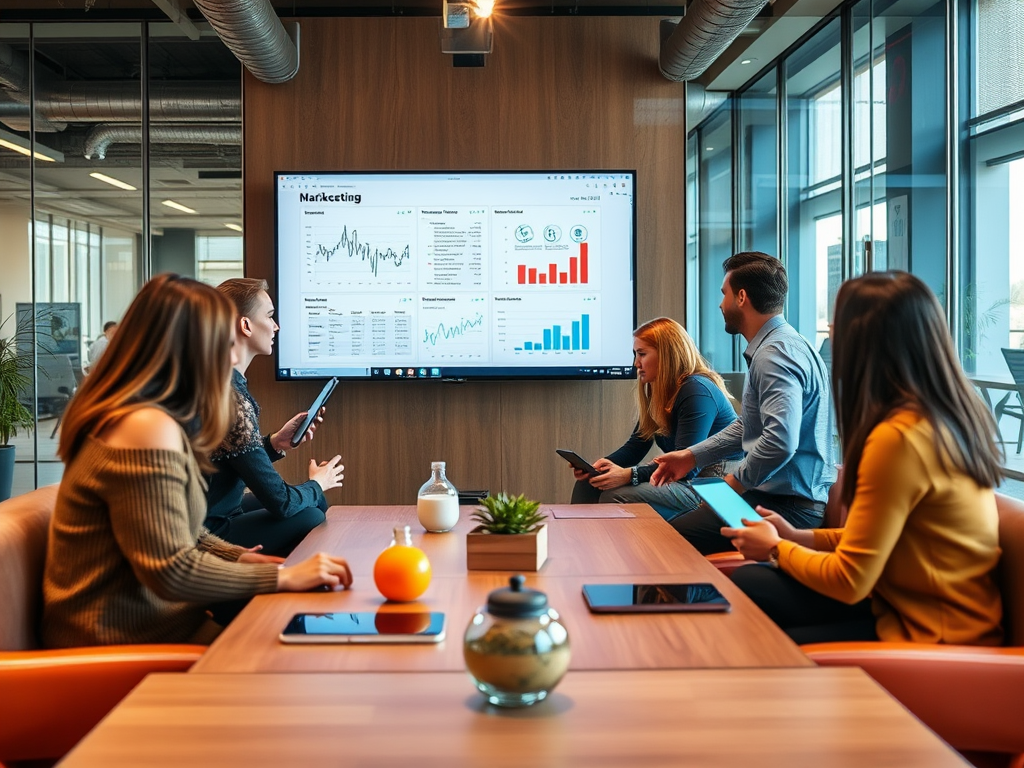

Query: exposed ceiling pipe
[
  {"left": 37, "top": 82, "right": 241, "bottom": 122},
  {"left": 84, "top": 123, "right": 242, "bottom": 160},
  {"left": 189, "top": 0, "right": 300, "bottom": 84},
  {"left": 686, "top": 82, "right": 728, "bottom": 128},
  {"left": 659, "top": 0, "right": 769, "bottom": 82},
  {"left": 0, "top": 41, "right": 30, "bottom": 97},
  {"left": 0, "top": 81, "right": 238, "bottom": 133}
]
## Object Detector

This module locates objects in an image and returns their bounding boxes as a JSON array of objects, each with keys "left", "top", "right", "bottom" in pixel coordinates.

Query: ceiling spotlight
[
  {"left": 740, "top": 58, "right": 757, "bottom": 65},
  {"left": 162, "top": 199, "right": 198, "bottom": 214},
  {"left": 90, "top": 172, "right": 137, "bottom": 191},
  {"left": 706, "top": 147, "right": 714, "bottom": 152},
  {"left": 224, "top": 223, "right": 243, "bottom": 232},
  {"left": 441, "top": 0, "right": 494, "bottom": 61}
]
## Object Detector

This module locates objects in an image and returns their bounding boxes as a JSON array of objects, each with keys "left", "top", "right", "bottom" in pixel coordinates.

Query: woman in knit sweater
[
  {"left": 725, "top": 271, "right": 1004, "bottom": 645},
  {"left": 43, "top": 274, "right": 352, "bottom": 648}
]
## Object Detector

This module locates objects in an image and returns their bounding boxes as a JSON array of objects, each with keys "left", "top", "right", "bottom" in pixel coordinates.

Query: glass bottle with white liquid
[{"left": 417, "top": 461, "right": 460, "bottom": 532}]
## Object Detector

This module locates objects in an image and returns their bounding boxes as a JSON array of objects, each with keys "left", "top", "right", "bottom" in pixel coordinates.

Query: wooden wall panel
[{"left": 243, "top": 17, "right": 685, "bottom": 505}]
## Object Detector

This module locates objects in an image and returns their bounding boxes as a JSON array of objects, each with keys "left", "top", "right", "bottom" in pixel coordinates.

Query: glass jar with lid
[
  {"left": 463, "top": 575, "right": 570, "bottom": 707},
  {"left": 417, "top": 461, "right": 459, "bottom": 532}
]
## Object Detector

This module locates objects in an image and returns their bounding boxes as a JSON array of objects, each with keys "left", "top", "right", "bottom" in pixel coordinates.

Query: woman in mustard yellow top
[{"left": 727, "top": 271, "right": 1004, "bottom": 645}]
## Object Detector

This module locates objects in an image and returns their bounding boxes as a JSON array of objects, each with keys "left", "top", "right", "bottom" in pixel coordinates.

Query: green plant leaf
[
  {"left": 470, "top": 492, "right": 546, "bottom": 535},
  {"left": 0, "top": 312, "right": 40, "bottom": 445}
]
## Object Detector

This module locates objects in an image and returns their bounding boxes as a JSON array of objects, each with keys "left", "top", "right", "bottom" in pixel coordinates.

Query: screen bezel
[
  {"left": 582, "top": 583, "right": 731, "bottom": 613},
  {"left": 279, "top": 611, "right": 447, "bottom": 643},
  {"left": 273, "top": 169, "right": 638, "bottom": 383}
]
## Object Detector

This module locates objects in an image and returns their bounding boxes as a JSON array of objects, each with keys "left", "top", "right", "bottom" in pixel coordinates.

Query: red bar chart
[{"left": 517, "top": 241, "right": 589, "bottom": 285}]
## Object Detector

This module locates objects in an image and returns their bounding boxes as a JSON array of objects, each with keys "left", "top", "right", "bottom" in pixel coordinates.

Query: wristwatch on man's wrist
[{"left": 630, "top": 466, "right": 640, "bottom": 486}]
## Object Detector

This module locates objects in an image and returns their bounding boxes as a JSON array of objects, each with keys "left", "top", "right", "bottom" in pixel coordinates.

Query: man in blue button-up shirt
[{"left": 652, "top": 252, "right": 837, "bottom": 554}]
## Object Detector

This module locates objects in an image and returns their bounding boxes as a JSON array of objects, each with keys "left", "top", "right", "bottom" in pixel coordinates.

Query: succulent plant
[{"left": 471, "top": 492, "right": 547, "bottom": 535}]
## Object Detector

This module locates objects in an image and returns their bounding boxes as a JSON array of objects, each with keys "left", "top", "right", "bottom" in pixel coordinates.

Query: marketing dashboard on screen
[{"left": 274, "top": 171, "right": 637, "bottom": 381}]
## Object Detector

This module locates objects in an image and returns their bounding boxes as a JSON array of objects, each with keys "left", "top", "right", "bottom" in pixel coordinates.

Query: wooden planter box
[{"left": 466, "top": 524, "right": 548, "bottom": 571}]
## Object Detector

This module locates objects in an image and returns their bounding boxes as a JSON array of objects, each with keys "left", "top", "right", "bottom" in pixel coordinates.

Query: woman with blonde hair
[
  {"left": 43, "top": 274, "right": 352, "bottom": 648},
  {"left": 569, "top": 317, "right": 737, "bottom": 520}
]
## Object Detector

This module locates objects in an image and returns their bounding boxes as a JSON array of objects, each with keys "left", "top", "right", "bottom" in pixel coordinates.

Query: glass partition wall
[
  {"left": 0, "top": 21, "right": 242, "bottom": 498},
  {"left": 687, "top": 0, "right": 1024, "bottom": 479}
]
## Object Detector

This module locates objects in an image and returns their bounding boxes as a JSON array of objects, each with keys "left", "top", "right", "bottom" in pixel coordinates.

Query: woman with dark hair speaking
[
  {"left": 569, "top": 317, "right": 737, "bottom": 520},
  {"left": 726, "top": 271, "right": 1004, "bottom": 645},
  {"left": 43, "top": 274, "right": 352, "bottom": 648}
]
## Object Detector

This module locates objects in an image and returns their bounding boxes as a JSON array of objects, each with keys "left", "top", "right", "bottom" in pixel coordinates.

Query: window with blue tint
[
  {"left": 878, "top": 2, "right": 947, "bottom": 301},
  {"left": 695, "top": 105, "right": 737, "bottom": 373},
  {"left": 737, "top": 69, "right": 779, "bottom": 257},
  {"left": 962, "top": 0, "right": 1024, "bottom": 381},
  {"left": 784, "top": 18, "right": 842, "bottom": 349}
]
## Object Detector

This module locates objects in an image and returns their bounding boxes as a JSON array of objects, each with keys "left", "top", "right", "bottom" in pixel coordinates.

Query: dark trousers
[
  {"left": 206, "top": 493, "right": 328, "bottom": 558},
  {"left": 670, "top": 489, "right": 824, "bottom": 555},
  {"left": 731, "top": 563, "right": 877, "bottom": 644}
]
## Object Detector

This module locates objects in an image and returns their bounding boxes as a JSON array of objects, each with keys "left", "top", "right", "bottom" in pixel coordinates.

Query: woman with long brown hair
[
  {"left": 43, "top": 274, "right": 352, "bottom": 648},
  {"left": 569, "top": 317, "right": 737, "bottom": 520},
  {"left": 726, "top": 272, "right": 1004, "bottom": 645}
]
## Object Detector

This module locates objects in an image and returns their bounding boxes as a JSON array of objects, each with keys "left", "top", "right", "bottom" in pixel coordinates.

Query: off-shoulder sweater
[{"left": 43, "top": 433, "right": 280, "bottom": 648}]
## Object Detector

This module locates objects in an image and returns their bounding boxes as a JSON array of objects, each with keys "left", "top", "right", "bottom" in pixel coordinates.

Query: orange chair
[
  {"left": 802, "top": 492, "right": 1024, "bottom": 767},
  {"left": 0, "top": 486, "right": 206, "bottom": 766}
]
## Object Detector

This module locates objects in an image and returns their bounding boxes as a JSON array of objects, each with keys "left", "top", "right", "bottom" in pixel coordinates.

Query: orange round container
[{"left": 373, "top": 527, "right": 432, "bottom": 602}]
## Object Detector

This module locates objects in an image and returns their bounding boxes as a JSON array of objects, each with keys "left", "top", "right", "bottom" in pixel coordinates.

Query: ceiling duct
[
  {"left": 0, "top": 41, "right": 30, "bottom": 97},
  {"left": 84, "top": 123, "right": 242, "bottom": 160},
  {"left": 686, "top": 82, "right": 728, "bottom": 127},
  {"left": 659, "top": 0, "right": 769, "bottom": 82},
  {"left": 36, "top": 82, "right": 240, "bottom": 122},
  {"left": 189, "top": 0, "right": 300, "bottom": 84},
  {"left": 0, "top": 43, "right": 239, "bottom": 133}
]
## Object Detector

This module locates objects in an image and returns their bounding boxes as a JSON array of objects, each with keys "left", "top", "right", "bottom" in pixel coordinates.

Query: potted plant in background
[
  {"left": 0, "top": 313, "right": 35, "bottom": 501},
  {"left": 467, "top": 493, "right": 548, "bottom": 571}
]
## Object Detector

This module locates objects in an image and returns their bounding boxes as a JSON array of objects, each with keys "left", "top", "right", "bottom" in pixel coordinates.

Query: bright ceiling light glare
[
  {"left": 474, "top": 0, "right": 495, "bottom": 18},
  {"left": 224, "top": 223, "right": 243, "bottom": 232},
  {"left": 0, "top": 131, "right": 63, "bottom": 162},
  {"left": 89, "top": 172, "right": 137, "bottom": 191},
  {"left": 706, "top": 147, "right": 714, "bottom": 152},
  {"left": 162, "top": 199, "right": 198, "bottom": 214}
]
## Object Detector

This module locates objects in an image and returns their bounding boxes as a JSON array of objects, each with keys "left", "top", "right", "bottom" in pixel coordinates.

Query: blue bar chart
[{"left": 519, "top": 314, "right": 590, "bottom": 351}]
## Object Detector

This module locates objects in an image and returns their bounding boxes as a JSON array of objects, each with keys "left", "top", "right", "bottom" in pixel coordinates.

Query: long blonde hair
[
  {"left": 634, "top": 317, "right": 728, "bottom": 440},
  {"left": 58, "top": 274, "right": 237, "bottom": 472}
]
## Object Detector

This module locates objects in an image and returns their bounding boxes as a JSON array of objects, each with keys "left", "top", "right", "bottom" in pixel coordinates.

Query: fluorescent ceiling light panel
[
  {"left": 162, "top": 199, "right": 198, "bottom": 214},
  {"left": 0, "top": 128, "right": 64, "bottom": 162},
  {"left": 224, "top": 223, "right": 243, "bottom": 232},
  {"left": 89, "top": 172, "right": 137, "bottom": 191}
]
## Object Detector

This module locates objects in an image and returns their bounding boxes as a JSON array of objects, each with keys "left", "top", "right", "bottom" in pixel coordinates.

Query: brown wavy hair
[
  {"left": 832, "top": 271, "right": 1003, "bottom": 506},
  {"left": 634, "top": 317, "right": 729, "bottom": 440},
  {"left": 58, "top": 273, "right": 237, "bottom": 472}
]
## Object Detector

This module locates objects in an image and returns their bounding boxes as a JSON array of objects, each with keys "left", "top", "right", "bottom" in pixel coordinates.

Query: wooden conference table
[
  {"left": 191, "top": 503, "right": 812, "bottom": 673},
  {"left": 58, "top": 503, "right": 970, "bottom": 767}
]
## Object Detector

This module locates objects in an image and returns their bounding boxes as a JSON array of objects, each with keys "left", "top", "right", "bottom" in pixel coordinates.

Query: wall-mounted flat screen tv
[{"left": 274, "top": 170, "right": 637, "bottom": 381}]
